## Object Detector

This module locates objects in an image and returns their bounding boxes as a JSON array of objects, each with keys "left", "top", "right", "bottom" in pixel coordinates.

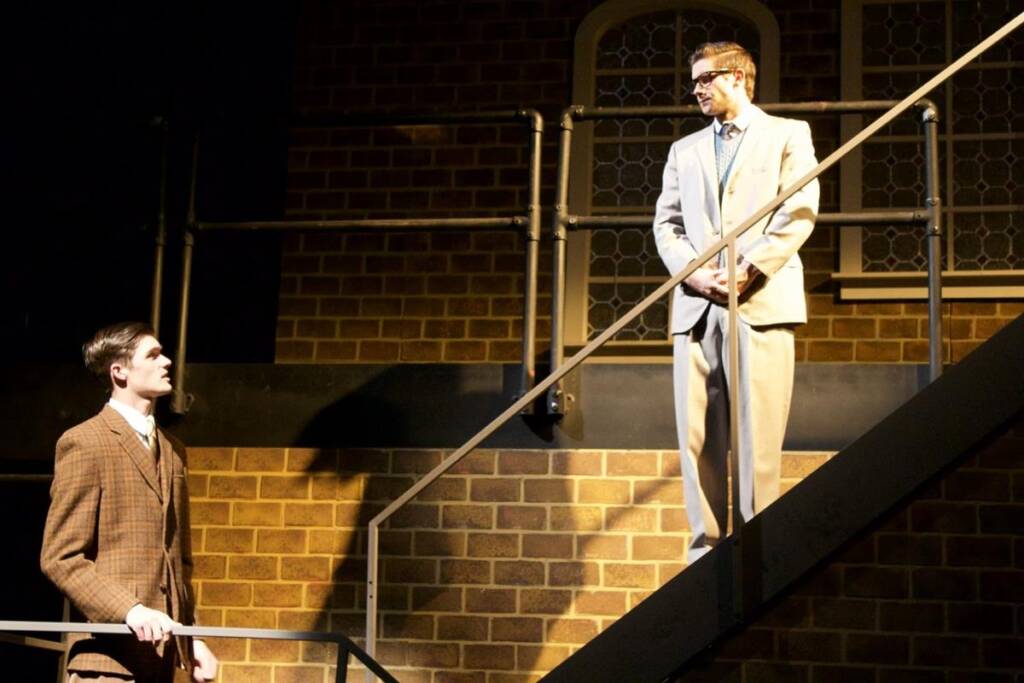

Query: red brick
[
  {"left": 465, "top": 588, "right": 517, "bottom": 614},
  {"left": 449, "top": 450, "right": 496, "bottom": 475},
  {"left": 439, "top": 559, "right": 491, "bottom": 585},
  {"left": 208, "top": 475, "right": 258, "bottom": 500},
  {"left": 470, "top": 478, "right": 521, "bottom": 502},
  {"left": 412, "top": 586, "right": 464, "bottom": 613},
  {"left": 315, "top": 341, "right": 357, "bottom": 360},
  {"left": 522, "top": 533, "right": 573, "bottom": 559},
  {"left": 498, "top": 451, "right": 549, "bottom": 475},
  {"left": 442, "top": 505, "right": 493, "bottom": 529},
  {"left": 832, "top": 318, "right": 877, "bottom": 338},
  {"left": 204, "top": 529, "right": 255, "bottom": 553},
  {"left": 467, "top": 532, "right": 519, "bottom": 558},
  {"left": 606, "top": 451, "right": 659, "bottom": 476},
  {"left": 202, "top": 582, "right": 252, "bottom": 607},
  {"left": 232, "top": 502, "right": 283, "bottom": 526},
  {"left": 523, "top": 479, "right": 573, "bottom": 503},
  {"left": 844, "top": 567, "right": 909, "bottom": 598},
  {"left": 404, "top": 297, "right": 446, "bottom": 317},
  {"left": 546, "top": 618, "right": 599, "bottom": 644},
  {"left": 604, "top": 563, "right": 656, "bottom": 588},
  {"left": 256, "top": 529, "right": 308, "bottom": 555},
  {"left": 633, "top": 536, "right": 684, "bottom": 561},
  {"left": 462, "top": 644, "right": 515, "bottom": 671},
  {"left": 496, "top": 505, "right": 546, "bottom": 530},
  {"left": 382, "top": 614, "right": 435, "bottom": 640},
  {"left": 385, "top": 558, "right": 437, "bottom": 584},
  {"left": 551, "top": 451, "right": 602, "bottom": 475},
  {"left": 492, "top": 617, "right": 544, "bottom": 643},
  {"left": 549, "top": 561, "right": 600, "bottom": 586},
  {"left": 843, "top": 634, "right": 909, "bottom": 663},
  {"left": 444, "top": 340, "right": 487, "bottom": 361},
  {"left": 574, "top": 591, "right": 626, "bottom": 616},
  {"left": 236, "top": 448, "right": 286, "bottom": 472},
  {"left": 437, "top": 615, "right": 488, "bottom": 641},
  {"left": 406, "top": 643, "right": 459, "bottom": 668},
  {"left": 551, "top": 506, "right": 602, "bottom": 531},
  {"left": 605, "top": 507, "right": 657, "bottom": 532},
  {"left": 576, "top": 534, "right": 627, "bottom": 560},
  {"left": 494, "top": 560, "right": 545, "bottom": 585},
  {"left": 578, "top": 480, "right": 630, "bottom": 504}
]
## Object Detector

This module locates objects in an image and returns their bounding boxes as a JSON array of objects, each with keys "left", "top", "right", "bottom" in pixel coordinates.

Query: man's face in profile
[{"left": 691, "top": 57, "right": 744, "bottom": 119}]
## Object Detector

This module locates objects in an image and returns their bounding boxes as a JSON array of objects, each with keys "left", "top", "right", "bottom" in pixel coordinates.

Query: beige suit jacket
[
  {"left": 40, "top": 404, "right": 196, "bottom": 677},
  {"left": 653, "top": 105, "right": 820, "bottom": 334}
]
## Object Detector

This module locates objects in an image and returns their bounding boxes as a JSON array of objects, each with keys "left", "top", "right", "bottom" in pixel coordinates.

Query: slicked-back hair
[
  {"left": 82, "top": 321, "right": 155, "bottom": 383},
  {"left": 689, "top": 41, "right": 756, "bottom": 100}
]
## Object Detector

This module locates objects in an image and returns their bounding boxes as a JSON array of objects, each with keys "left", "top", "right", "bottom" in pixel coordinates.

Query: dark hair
[
  {"left": 689, "top": 41, "right": 757, "bottom": 99},
  {"left": 82, "top": 321, "right": 155, "bottom": 380}
]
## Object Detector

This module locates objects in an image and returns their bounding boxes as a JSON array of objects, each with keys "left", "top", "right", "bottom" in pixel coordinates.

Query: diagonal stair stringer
[{"left": 541, "top": 314, "right": 1024, "bottom": 682}]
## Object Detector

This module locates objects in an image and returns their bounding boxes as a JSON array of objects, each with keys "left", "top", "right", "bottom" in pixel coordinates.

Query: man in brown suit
[{"left": 41, "top": 322, "right": 218, "bottom": 682}]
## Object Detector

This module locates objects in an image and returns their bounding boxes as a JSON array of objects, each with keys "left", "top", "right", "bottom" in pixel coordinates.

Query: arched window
[{"left": 564, "top": 1, "right": 781, "bottom": 352}]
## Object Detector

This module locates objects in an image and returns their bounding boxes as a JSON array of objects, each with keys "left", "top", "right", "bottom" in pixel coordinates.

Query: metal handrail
[
  {"left": 168, "top": 109, "right": 544, "bottom": 416},
  {"left": 362, "top": 13, "right": 1024, "bottom": 680},
  {"left": 0, "top": 621, "right": 398, "bottom": 683},
  {"left": 547, "top": 100, "right": 942, "bottom": 416}
]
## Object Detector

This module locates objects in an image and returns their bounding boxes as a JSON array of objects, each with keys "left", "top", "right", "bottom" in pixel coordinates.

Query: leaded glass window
[{"left": 846, "top": 0, "right": 1024, "bottom": 284}]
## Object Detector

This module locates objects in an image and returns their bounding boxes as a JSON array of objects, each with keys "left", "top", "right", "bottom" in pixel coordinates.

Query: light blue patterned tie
[{"left": 715, "top": 122, "right": 741, "bottom": 193}]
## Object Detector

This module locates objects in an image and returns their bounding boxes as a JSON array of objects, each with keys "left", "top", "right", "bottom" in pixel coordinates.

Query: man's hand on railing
[
  {"left": 191, "top": 638, "right": 219, "bottom": 682},
  {"left": 125, "top": 604, "right": 178, "bottom": 644}
]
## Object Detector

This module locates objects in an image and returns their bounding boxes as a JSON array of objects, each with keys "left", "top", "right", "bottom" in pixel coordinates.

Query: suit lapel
[
  {"left": 722, "top": 106, "right": 765, "bottom": 197},
  {"left": 101, "top": 405, "right": 163, "bottom": 501},
  {"left": 157, "top": 430, "right": 173, "bottom": 515}
]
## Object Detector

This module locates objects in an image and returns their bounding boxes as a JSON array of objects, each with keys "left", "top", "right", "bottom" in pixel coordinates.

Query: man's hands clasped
[{"left": 684, "top": 260, "right": 760, "bottom": 304}]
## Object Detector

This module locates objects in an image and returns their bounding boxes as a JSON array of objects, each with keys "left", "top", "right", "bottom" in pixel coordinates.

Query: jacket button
[{"left": 160, "top": 584, "right": 168, "bottom": 594}]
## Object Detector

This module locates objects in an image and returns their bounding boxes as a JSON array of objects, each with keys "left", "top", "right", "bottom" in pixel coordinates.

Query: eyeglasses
[{"left": 690, "top": 69, "right": 736, "bottom": 89}]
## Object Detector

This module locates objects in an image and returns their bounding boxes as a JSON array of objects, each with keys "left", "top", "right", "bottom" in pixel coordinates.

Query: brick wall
[
  {"left": 277, "top": 0, "right": 1020, "bottom": 365},
  {"left": 671, "top": 413, "right": 1024, "bottom": 682},
  {"left": 185, "top": 416, "right": 1024, "bottom": 682},
  {"left": 185, "top": 446, "right": 830, "bottom": 682}
]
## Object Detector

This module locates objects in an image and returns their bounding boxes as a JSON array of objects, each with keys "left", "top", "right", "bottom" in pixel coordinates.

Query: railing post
[
  {"left": 921, "top": 101, "right": 944, "bottom": 382},
  {"left": 150, "top": 117, "right": 169, "bottom": 337},
  {"left": 547, "top": 107, "right": 577, "bottom": 416},
  {"left": 365, "top": 521, "right": 380, "bottom": 683},
  {"left": 726, "top": 240, "right": 741, "bottom": 535},
  {"left": 519, "top": 109, "right": 544, "bottom": 407},
  {"left": 337, "top": 641, "right": 351, "bottom": 683},
  {"left": 171, "top": 135, "right": 199, "bottom": 415}
]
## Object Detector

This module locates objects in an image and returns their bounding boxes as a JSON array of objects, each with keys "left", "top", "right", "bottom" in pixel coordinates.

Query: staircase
[{"left": 541, "top": 314, "right": 1024, "bottom": 682}]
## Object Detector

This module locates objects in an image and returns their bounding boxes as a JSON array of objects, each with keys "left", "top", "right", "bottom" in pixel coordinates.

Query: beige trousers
[{"left": 672, "top": 304, "right": 795, "bottom": 564}]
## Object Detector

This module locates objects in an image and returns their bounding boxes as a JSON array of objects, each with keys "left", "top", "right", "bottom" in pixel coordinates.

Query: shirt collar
[
  {"left": 714, "top": 102, "right": 755, "bottom": 135},
  {"left": 108, "top": 398, "right": 154, "bottom": 437}
]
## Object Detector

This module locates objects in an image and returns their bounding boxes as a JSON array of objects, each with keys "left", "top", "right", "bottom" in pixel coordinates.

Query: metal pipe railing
[
  {"left": 547, "top": 99, "right": 943, "bottom": 416},
  {"left": 150, "top": 117, "right": 169, "bottom": 337},
  {"left": 363, "top": 14, "right": 1024, "bottom": 678},
  {"left": 169, "top": 109, "right": 544, "bottom": 415},
  {"left": 921, "top": 102, "right": 944, "bottom": 380},
  {"left": 0, "top": 621, "right": 398, "bottom": 683}
]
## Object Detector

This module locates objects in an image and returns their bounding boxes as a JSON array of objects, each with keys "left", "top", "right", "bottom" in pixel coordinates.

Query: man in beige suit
[
  {"left": 653, "top": 42, "right": 819, "bottom": 563},
  {"left": 41, "top": 322, "right": 217, "bottom": 682}
]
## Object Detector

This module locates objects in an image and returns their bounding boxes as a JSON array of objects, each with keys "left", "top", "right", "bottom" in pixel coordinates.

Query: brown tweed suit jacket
[{"left": 40, "top": 405, "right": 196, "bottom": 677}]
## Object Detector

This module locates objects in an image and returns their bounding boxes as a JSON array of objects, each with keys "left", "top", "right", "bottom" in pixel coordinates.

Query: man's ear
[{"left": 110, "top": 362, "right": 128, "bottom": 386}]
